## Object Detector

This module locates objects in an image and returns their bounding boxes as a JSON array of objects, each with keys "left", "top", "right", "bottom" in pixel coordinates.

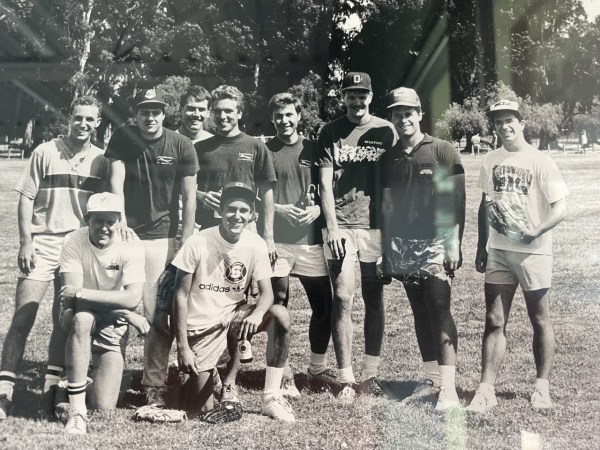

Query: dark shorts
[{"left": 388, "top": 237, "right": 450, "bottom": 284}]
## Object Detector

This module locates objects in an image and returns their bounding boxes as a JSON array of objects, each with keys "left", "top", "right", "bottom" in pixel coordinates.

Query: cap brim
[
  {"left": 387, "top": 101, "right": 420, "bottom": 109},
  {"left": 136, "top": 100, "right": 168, "bottom": 108},
  {"left": 486, "top": 108, "right": 522, "bottom": 119},
  {"left": 341, "top": 86, "right": 371, "bottom": 91}
]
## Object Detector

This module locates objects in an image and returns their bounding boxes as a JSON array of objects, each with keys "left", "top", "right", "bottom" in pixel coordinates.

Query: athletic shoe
[
  {"left": 402, "top": 379, "right": 440, "bottom": 405},
  {"left": 530, "top": 387, "right": 552, "bottom": 411},
  {"left": 212, "top": 368, "right": 223, "bottom": 394},
  {"left": 202, "top": 401, "right": 243, "bottom": 424},
  {"left": 358, "top": 377, "right": 384, "bottom": 397},
  {"left": 307, "top": 367, "right": 337, "bottom": 391},
  {"left": 434, "top": 386, "right": 461, "bottom": 411},
  {"left": 144, "top": 386, "right": 167, "bottom": 408},
  {"left": 337, "top": 383, "right": 356, "bottom": 404},
  {"left": 466, "top": 389, "right": 497, "bottom": 413},
  {"left": 221, "top": 384, "right": 241, "bottom": 403},
  {"left": 0, "top": 394, "right": 11, "bottom": 420},
  {"left": 64, "top": 408, "right": 87, "bottom": 435},
  {"left": 281, "top": 377, "right": 301, "bottom": 398},
  {"left": 261, "top": 395, "right": 296, "bottom": 422}
]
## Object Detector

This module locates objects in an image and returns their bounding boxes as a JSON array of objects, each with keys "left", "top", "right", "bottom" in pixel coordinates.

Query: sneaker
[
  {"left": 221, "top": 384, "right": 241, "bottom": 404},
  {"left": 144, "top": 386, "right": 167, "bottom": 408},
  {"left": 212, "top": 368, "right": 223, "bottom": 394},
  {"left": 435, "top": 386, "right": 461, "bottom": 411},
  {"left": 402, "top": 379, "right": 440, "bottom": 405},
  {"left": 530, "top": 387, "right": 552, "bottom": 411},
  {"left": 466, "top": 389, "right": 498, "bottom": 413},
  {"left": 261, "top": 395, "right": 295, "bottom": 422},
  {"left": 0, "top": 394, "right": 11, "bottom": 420},
  {"left": 307, "top": 367, "right": 337, "bottom": 392},
  {"left": 281, "top": 377, "right": 301, "bottom": 398},
  {"left": 358, "top": 377, "right": 384, "bottom": 397},
  {"left": 64, "top": 408, "right": 87, "bottom": 435},
  {"left": 337, "top": 383, "right": 356, "bottom": 404}
]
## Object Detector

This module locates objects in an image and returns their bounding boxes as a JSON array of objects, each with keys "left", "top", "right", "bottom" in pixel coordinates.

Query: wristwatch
[{"left": 75, "top": 290, "right": 83, "bottom": 300}]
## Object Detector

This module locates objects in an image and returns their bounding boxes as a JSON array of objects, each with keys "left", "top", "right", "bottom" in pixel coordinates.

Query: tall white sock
[
  {"left": 423, "top": 361, "right": 441, "bottom": 387},
  {"left": 535, "top": 378, "right": 549, "bottom": 392},
  {"left": 43, "top": 365, "right": 63, "bottom": 393},
  {"left": 0, "top": 371, "right": 16, "bottom": 401},
  {"left": 337, "top": 367, "right": 356, "bottom": 384},
  {"left": 439, "top": 365, "right": 457, "bottom": 390},
  {"left": 67, "top": 381, "right": 87, "bottom": 414},
  {"left": 263, "top": 367, "right": 284, "bottom": 401},
  {"left": 308, "top": 352, "right": 327, "bottom": 373},
  {"left": 360, "top": 354, "right": 380, "bottom": 381}
]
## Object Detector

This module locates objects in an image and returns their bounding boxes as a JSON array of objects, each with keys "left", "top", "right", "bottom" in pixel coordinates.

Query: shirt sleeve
[
  {"left": 540, "top": 158, "right": 569, "bottom": 203},
  {"left": 171, "top": 235, "right": 201, "bottom": 274},
  {"left": 255, "top": 142, "right": 277, "bottom": 184},
  {"left": 316, "top": 125, "right": 334, "bottom": 168},
  {"left": 121, "top": 242, "right": 146, "bottom": 286},
  {"left": 104, "top": 126, "right": 126, "bottom": 161},
  {"left": 251, "top": 238, "right": 272, "bottom": 282},
  {"left": 59, "top": 232, "right": 84, "bottom": 274},
  {"left": 13, "top": 147, "right": 44, "bottom": 199},
  {"left": 478, "top": 156, "right": 491, "bottom": 195},
  {"left": 178, "top": 138, "right": 200, "bottom": 177}
]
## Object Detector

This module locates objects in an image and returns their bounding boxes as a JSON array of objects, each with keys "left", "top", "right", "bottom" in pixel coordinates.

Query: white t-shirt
[
  {"left": 60, "top": 228, "right": 146, "bottom": 290},
  {"left": 171, "top": 226, "right": 271, "bottom": 331},
  {"left": 479, "top": 146, "right": 569, "bottom": 255}
]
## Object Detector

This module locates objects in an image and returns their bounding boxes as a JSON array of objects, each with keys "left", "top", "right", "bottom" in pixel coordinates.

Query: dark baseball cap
[
  {"left": 387, "top": 87, "right": 421, "bottom": 109},
  {"left": 134, "top": 88, "right": 168, "bottom": 109},
  {"left": 486, "top": 99, "right": 522, "bottom": 120},
  {"left": 341, "top": 72, "right": 372, "bottom": 91},
  {"left": 220, "top": 182, "right": 257, "bottom": 207}
]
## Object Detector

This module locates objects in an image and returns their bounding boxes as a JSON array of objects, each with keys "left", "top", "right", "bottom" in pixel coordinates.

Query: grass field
[{"left": 0, "top": 153, "right": 599, "bottom": 449}]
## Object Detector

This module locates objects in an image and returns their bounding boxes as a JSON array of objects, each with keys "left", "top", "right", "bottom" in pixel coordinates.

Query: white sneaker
[
  {"left": 281, "top": 377, "right": 301, "bottom": 398},
  {"left": 261, "top": 395, "right": 296, "bottom": 422},
  {"left": 402, "top": 379, "right": 440, "bottom": 404},
  {"left": 435, "top": 386, "right": 461, "bottom": 411},
  {"left": 466, "top": 389, "right": 498, "bottom": 413},
  {"left": 64, "top": 408, "right": 87, "bottom": 434},
  {"left": 337, "top": 383, "right": 355, "bottom": 405},
  {"left": 531, "top": 387, "right": 552, "bottom": 411}
]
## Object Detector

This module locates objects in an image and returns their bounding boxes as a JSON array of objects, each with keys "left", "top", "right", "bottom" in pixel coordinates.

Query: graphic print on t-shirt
[
  {"left": 491, "top": 164, "right": 531, "bottom": 231},
  {"left": 333, "top": 139, "right": 386, "bottom": 163}
]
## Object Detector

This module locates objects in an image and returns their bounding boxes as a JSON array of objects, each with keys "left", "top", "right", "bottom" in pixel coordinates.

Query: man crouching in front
[{"left": 172, "top": 182, "right": 295, "bottom": 423}]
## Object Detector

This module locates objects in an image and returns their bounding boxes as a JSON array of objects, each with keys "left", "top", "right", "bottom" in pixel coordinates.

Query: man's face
[
  {"left": 88, "top": 212, "right": 120, "bottom": 249},
  {"left": 271, "top": 104, "right": 300, "bottom": 139},
  {"left": 343, "top": 89, "right": 372, "bottom": 121},
  {"left": 390, "top": 106, "right": 422, "bottom": 138},
  {"left": 180, "top": 97, "right": 210, "bottom": 135},
  {"left": 136, "top": 106, "right": 165, "bottom": 138},
  {"left": 219, "top": 198, "right": 254, "bottom": 242},
  {"left": 493, "top": 111, "right": 524, "bottom": 144},
  {"left": 213, "top": 98, "right": 241, "bottom": 136},
  {"left": 68, "top": 104, "right": 101, "bottom": 143}
]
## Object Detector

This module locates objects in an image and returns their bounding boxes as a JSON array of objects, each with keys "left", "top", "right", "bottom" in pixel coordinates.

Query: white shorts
[
  {"left": 485, "top": 248, "right": 552, "bottom": 291},
  {"left": 18, "top": 233, "right": 68, "bottom": 282},
  {"left": 321, "top": 228, "right": 382, "bottom": 263},
  {"left": 272, "top": 243, "right": 328, "bottom": 278}
]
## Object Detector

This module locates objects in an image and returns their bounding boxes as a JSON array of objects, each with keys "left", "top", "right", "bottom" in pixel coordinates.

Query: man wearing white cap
[
  {"left": 467, "top": 100, "right": 568, "bottom": 413},
  {"left": 59, "top": 192, "right": 146, "bottom": 434},
  {"left": 380, "top": 87, "right": 465, "bottom": 411},
  {"left": 317, "top": 71, "right": 397, "bottom": 401},
  {"left": 106, "top": 87, "right": 199, "bottom": 407}
]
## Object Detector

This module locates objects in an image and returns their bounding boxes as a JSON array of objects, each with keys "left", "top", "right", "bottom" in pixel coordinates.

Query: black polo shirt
[{"left": 382, "top": 134, "right": 465, "bottom": 239}]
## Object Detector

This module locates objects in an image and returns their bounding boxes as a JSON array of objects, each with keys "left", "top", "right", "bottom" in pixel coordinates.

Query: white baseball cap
[{"left": 86, "top": 192, "right": 123, "bottom": 215}]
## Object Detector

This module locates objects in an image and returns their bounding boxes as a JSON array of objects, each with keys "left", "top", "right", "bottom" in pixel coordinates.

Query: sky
[{"left": 582, "top": 0, "right": 600, "bottom": 20}]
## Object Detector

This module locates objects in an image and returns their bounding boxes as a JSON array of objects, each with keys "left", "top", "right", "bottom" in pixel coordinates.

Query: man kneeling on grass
[
  {"left": 59, "top": 193, "right": 147, "bottom": 434},
  {"left": 173, "top": 182, "right": 295, "bottom": 423}
]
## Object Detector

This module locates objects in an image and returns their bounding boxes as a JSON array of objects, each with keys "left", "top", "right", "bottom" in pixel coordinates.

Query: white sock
[
  {"left": 534, "top": 378, "right": 549, "bottom": 392},
  {"left": 423, "top": 361, "right": 441, "bottom": 387},
  {"left": 439, "top": 365, "right": 456, "bottom": 390},
  {"left": 360, "top": 354, "right": 380, "bottom": 381},
  {"left": 263, "top": 367, "right": 284, "bottom": 401},
  {"left": 478, "top": 382, "right": 495, "bottom": 394},
  {"left": 308, "top": 352, "right": 327, "bottom": 373},
  {"left": 0, "top": 371, "right": 16, "bottom": 401},
  {"left": 337, "top": 367, "right": 356, "bottom": 384},
  {"left": 67, "top": 381, "right": 87, "bottom": 414},
  {"left": 43, "top": 365, "right": 63, "bottom": 393}
]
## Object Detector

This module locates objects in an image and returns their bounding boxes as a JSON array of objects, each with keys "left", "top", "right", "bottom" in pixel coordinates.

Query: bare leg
[
  {"left": 329, "top": 258, "right": 356, "bottom": 374},
  {"left": 89, "top": 349, "right": 124, "bottom": 410},
  {"left": 404, "top": 281, "right": 437, "bottom": 362},
  {"left": 523, "top": 288, "right": 554, "bottom": 379},
  {"left": 47, "top": 276, "right": 68, "bottom": 368},
  {"left": 360, "top": 263, "right": 385, "bottom": 357}
]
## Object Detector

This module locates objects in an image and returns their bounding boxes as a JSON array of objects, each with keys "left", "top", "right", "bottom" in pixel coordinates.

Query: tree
[
  {"left": 287, "top": 71, "right": 326, "bottom": 138},
  {"left": 435, "top": 96, "right": 488, "bottom": 148}
]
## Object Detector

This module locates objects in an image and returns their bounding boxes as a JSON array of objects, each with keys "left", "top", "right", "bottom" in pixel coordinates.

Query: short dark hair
[
  {"left": 267, "top": 93, "right": 302, "bottom": 118},
  {"left": 180, "top": 85, "right": 212, "bottom": 110},
  {"left": 70, "top": 95, "right": 102, "bottom": 116},
  {"left": 211, "top": 85, "right": 244, "bottom": 113}
]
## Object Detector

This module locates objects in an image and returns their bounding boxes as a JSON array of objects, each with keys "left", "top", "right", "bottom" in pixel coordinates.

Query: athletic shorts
[
  {"left": 485, "top": 248, "right": 552, "bottom": 291},
  {"left": 321, "top": 228, "right": 381, "bottom": 263},
  {"left": 388, "top": 236, "right": 449, "bottom": 283},
  {"left": 18, "top": 233, "right": 68, "bottom": 282},
  {"left": 187, "top": 303, "right": 255, "bottom": 373},
  {"left": 272, "top": 243, "right": 328, "bottom": 278},
  {"left": 92, "top": 317, "right": 129, "bottom": 355}
]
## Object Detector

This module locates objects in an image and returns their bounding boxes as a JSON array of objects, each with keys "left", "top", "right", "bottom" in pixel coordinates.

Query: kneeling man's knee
[{"left": 268, "top": 304, "right": 290, "bottom": 331}]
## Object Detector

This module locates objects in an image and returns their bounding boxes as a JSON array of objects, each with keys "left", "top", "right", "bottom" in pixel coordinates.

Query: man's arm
[
  {"left": 444, "top": 169, "right": 466, "bottom": 271},
  {"left": 260, "top": 183, "right": 277, "bottom": 266},
  {"left": 17, "top": 194, "right": 35, "bottom": 274},
  {"left": 61, "top": 272, "right": 143, "bottom": 312},
  {"left": 475, "top": 193, "right": 489, "bottom": 273},
  {"left": 180, "top": 174, "right": 197, "bottom": 245},
  {"left": 522, "top": 197, "right": 567, "bottom": 244},
  {"left": 319, "top": 166, "right": 344, "bottom": 260},
  {"left": 108, "top": 158, "right": 137, "bottom": 241},
  {"left": 239, "top": 278, "right": 274, "bottom": 340},
  {"left": 173, "top": 269, "right": 197, "bottom": 375}
]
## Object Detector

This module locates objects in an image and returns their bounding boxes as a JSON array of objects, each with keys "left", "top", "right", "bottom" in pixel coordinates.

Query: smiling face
[
  {"left": 136, "top": 106, "right": 165, "bottom": 139},
  {"left": 180, "top": 97, "right": 210, "bottom": 137},
  {"left": 213, "top": 98, "right": 242, "bottom": 137},
  {"left": 343, "top": 89, "right": 372, "bottom": 123},
  {"left": 271, "top": 104, "right": 300, "bottom": 141},
  {"left": 219, "top": 198, "right": 254, "bottom": 243},
  {"left": 68, "top": 104, "right": 101, "bottom": 144},
  {"left": 88, "top": 212, "right": 120, "bottom": 249},
  {"left": 390, "top": 105, "right": 422, "bottom": 139},
  {"left": 493, "top": 111, "right": 525, "bottom": 145}
]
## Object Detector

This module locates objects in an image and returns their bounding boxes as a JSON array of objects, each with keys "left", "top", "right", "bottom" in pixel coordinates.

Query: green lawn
[{"left": 0, "top": 153, "right": 599, "bottom": 449}]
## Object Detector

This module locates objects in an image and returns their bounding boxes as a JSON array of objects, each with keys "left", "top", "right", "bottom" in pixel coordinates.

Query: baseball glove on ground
[
  {"left": 484, "top": 195, "right": 524, "bottom": 239},
  {"left": 132, "top": 405, "right": 187, "bottom": 423},
  {"left": 201, "top": 401, "right": 243, "bottom": 424}
]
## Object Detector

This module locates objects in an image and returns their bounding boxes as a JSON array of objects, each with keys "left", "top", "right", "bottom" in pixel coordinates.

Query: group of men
[{"left": 0, "top": 70, "right": 567, "bottom": 434}]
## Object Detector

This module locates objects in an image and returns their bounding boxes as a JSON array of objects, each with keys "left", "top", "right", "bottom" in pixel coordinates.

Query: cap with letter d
[
  {"left": 387, "top": 87, "right": 421, "bottom": 109},
  {"left": 341, "top": 72, "right": 372, "bottom": 91}
]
